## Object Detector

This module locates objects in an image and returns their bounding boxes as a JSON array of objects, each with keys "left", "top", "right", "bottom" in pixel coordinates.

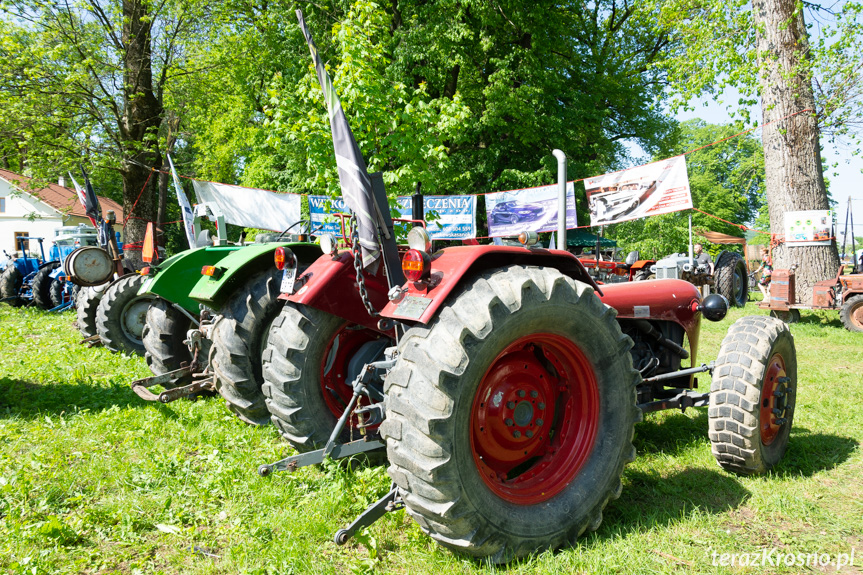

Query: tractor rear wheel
[
  {"left": 381, "top": 265, "right": 641, "bottom": 562},
  {"left": 31, "top": 262, "right": 60, "bottom": 310},
  {"left": 210, "top": 268, "right": 283, "bottom": 425},
  {"left": 262, "top": 304, "right": 390, "bottom": 452},
  {"left": 142, "top": 298, "right": 195, "bottom": 388},
  {"left": 1, "top": 266, "right": 23, "bottom": 306},
  {"left": 76, "top": 285, "right": 105, "bottom": 337},
  {"left": 95, "top": 275, "right": 154, "bottom": 355},
  {"left": 708, "top": 316, "right": 796, "bottom": 474},
  {"left": 840, "top": 295, "right": 863, "bottom": 332},
  {"left": 714, "top": 251, "right": 748, "bottom": 307}
]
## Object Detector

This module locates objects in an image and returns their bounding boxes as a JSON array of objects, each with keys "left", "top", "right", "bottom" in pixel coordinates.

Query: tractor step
[
  {"left": 334, "top": 485, "right": 403, "bottom": 545},
  {"left": 258, "top": 437, "right": 385, "bottom": 477},
  {"left": 131, "top": 368, "right": 214, "bottom": 403}
]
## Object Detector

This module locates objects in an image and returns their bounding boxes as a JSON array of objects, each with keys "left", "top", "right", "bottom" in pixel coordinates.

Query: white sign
[
  {"left": 585, "top": 155, "right": 693, "bottom": 226},
  {"left": 193, "top": 181, "right": 302, "bottom": 232},
  {"left": 784, "top": 210, "right": 833, "bottom": 246},
  {"left": 484, "top": 182, "right": 577, "bottom": 237}
]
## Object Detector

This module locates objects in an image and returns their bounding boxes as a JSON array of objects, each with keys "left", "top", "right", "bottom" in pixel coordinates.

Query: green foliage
[{"left": 608, "top": 119, "right": 764, "bottom": 258}]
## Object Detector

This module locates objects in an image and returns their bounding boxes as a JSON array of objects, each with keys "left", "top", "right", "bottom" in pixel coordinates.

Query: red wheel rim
[
  {"left": 470, "top": 333, "right": 599, "bottom": 504},
  {"left": 320, "top": 324, "right": 381, "bottom": 430},
  {"left": 760, "top": 353, "right": 789, "bottom": 445},
  {"left": 851, "top": 301, "right": 863, "bottom": 330}
]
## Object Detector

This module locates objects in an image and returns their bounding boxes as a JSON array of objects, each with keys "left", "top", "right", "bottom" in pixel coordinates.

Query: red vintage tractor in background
[
  {"left": 761, "top": 264, "right": 863, "bottom": 331},
  {"left": 255, "top": 13, "right": 800, "bottom": 562}
]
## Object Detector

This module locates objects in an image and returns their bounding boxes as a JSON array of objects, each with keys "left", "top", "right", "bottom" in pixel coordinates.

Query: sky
[{"left": 675, "top": 95, "right": 863, "bottom": 250}]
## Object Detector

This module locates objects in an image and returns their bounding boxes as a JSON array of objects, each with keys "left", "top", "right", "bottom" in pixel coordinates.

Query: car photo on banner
[{"left": 485, "top": 182, "right": 577, "bottom": 237}]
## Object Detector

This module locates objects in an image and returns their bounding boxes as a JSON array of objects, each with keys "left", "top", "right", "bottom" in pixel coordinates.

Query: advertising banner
[
  {"left": 192, "top": 181, "right": 302, "bottom": 231},
  {"left": 585, "top": 155, "right": 692, "bottom": 226},
  {"left": 484, "top": 182, "right": 577, "bottom": 237},
  {"left": 784, "top": 210, "right": 833, "bottom": 246},
  {"left": 309, "top": 195, "right": 477, "bottom": 240}
]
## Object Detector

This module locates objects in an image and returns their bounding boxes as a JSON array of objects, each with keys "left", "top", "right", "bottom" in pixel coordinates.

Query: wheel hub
[
  {"left": 471, "top": 334, "right": 599, "bottom": 504},
  {"left": 760, "top": 353, "right": 792, "bottom": 445}
]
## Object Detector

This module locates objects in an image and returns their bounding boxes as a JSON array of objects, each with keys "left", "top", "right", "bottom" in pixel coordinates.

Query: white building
[{"left": 0, "top": 169, "right": 123, "bottom": 259}]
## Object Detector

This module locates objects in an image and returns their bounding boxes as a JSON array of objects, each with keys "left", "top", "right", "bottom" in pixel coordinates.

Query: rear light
[
  {"left": 201, "top": 265, "right": 223, "bottom": 278},
  {"left": 402, "top": 249, "right": 431, "bottom": 282},
  {"left": 275, "top": 247, "right": 286, "bottom": 270},
  {"left": 140, "top": 267, "right": 151, "bottom": 276}
]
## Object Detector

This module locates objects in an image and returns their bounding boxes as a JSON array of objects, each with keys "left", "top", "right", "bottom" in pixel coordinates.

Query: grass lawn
[{"left": 0, "top": 302, "right": 861, "bottom": 574}]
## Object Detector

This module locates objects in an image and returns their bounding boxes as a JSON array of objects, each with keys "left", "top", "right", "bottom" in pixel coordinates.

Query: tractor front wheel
[
  {"left": 142, "top": 298, "right": 195, "bottom": 388},
  {"left": 76, "top": 285, "right": 106, "bottom": 337},
  {"left": 1, "top": 266, "right": 23, "bottom": 306},
  {"left": 381, "top": 265, "right": 641, "bottom": 562},
  {"left": 840, "top": 294, "right": 863, "bottom": 332},
  {"left": 262, "top": 304, "right": 390, "bottom": 452},
  {"left": 95, "top": 275, "right": 154, "bottom": 354},
  {"left": 708, "top": 316, "right": 797, "bottom": 474},
  {"left": 714, "top": 251, "right": 748, "bottom": 307},
  {"left": 31, "top": 262, "right": 60, "bottom": 310},
  {"left": 210, "top": 268, "right": 283, "bottom": 425},
  {"left": 50, "top": 278, "right": 78, "bottom": 308}
]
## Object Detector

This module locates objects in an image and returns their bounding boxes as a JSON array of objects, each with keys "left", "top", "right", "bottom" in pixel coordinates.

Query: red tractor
[
  {"left": 256, "top": 14, "right": 799, "bottom": 562},
  {"left": 761, "top": 264, "right": 863, "bottom": 331}
]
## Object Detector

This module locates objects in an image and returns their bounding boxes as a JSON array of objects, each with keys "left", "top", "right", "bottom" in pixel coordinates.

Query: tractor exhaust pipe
[{"left": 552, "top": 149, "right": 567, "bottom": 251}]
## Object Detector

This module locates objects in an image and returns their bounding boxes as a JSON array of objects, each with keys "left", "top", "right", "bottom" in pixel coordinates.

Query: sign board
[
  {"left": 484, "top": 182, "right": 577, "bottom": 237},
  {"left": 585, "top": 155, "right": 693, "bottom": 226},
  {"left": 784, "top": 210, "right": 833, "bottom": 246}
]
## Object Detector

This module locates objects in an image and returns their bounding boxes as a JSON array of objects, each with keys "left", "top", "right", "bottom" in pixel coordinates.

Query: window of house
[
  {"left": 14, "top": 231, "right": 29, "bottom": 252},
  {"left": 0, "top": 197, "right": 5, "bottom": 212}
]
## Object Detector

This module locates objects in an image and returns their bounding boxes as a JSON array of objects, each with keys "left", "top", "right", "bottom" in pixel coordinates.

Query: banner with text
[
  {"left": 192, "top": 181, "right": 302, "bottom": 231},
  {"left": 484, "top": 182, "right": 577, "bottom": 237},
  {"left": 784, "top": 210, "right": 833, "bottom": 246},
  {"left": 585, "top": 155, "right": 692, "bottom": 227},
  {"left": 308, "top": 195, "right": 477, "bottom": 240}
]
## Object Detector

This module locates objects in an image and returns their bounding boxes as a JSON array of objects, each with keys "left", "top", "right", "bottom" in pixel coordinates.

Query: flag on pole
[
  {"left": 167, "top": 155, "right": 197, "bottom": 249},
  {"left": 69, "top": 171, "right": 100, "bottom": 228},
  {"left": 79, "top": 167, "right": 103, "bottom": 226},
  {"left": 296, "top": 10, "right": 380, "bottom": 269}
]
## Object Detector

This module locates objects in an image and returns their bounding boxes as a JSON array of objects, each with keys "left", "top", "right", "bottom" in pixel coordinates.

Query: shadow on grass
[
  {"left": 0, "top": 377, "right": 206, "bottom": 420},
  {"left": 635, "top": 409, "right": 709, "bottom": 456},
  {"left": 599, "top": 467, "right": 750, "bottom": 539},
  {"left": 779, "top": 428, "right": 858, "bottom": 477}
]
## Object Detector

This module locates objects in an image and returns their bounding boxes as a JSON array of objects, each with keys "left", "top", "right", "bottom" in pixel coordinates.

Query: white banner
[
  {"left": 167, "top": 156, "right": 196, "bottom": 249},
  {"left": 484, "top": 182, "right": 577, "bottom": 237},
  {"left": 585, "top": 155, "right": 692, "bottom": 226},
  {"left": 784, "top": 210, "right": 833, "bottom": 246},
  {"left": 192, "top": 181, "right": 302, "bottom": 232}
]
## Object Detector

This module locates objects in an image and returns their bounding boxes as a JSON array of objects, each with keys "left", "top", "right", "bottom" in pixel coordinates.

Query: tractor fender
[
  {"left": 629, "top": 259, "right": 655, "bottom": 272},
  {"left": 189, "top": 242, "right": 321, "bottom": 309},
  {"left": 285, "top": 250, "right": 392, "bottom": 334},
  {"left": 380, "top": 246, "right": 599, "bottom": 325}
]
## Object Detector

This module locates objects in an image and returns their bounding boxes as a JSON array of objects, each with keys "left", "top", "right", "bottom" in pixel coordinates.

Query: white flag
[{"left": 167, "top": 155, "right": 197, "bottom": 249}]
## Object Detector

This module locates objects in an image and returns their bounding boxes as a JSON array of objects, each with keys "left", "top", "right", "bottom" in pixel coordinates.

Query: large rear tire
[
  {"left": 840, "top": 294, "right": 863, "bottom": 332},
  {"left": 1, "top": 267, "right": 23, "bottom": 306},
  {"left": 262, "top": 304, "right": 390, "bottom": 452},
  {"left": 210, "top": 268, "right": 283, "bottom": 426},
  {"left": 31, "top": 262, "right": 60, "bottom": 310},
  {"left": 142, "top": 298, "right": 195, "bottom": 388},
  {"left": 76, "top": 285, "right": 105, "bottom": 337},
  {"left": 96, "top": 275, "right": 154, "bottom": 355},
  {"left": 380, "top": 265, "right": 641, "bottom": 562},
  {"left": 708, "top": 316, "right": 797, "bottom": 474},
  {"left": 714, "top": 251, "right": 748, "bottom": 307}
]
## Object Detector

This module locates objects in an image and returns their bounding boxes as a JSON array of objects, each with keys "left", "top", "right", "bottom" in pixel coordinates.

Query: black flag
[
  {"left": 80, "top": 167, "right": 103, "bottom": 226},
  {"left": 296, "top": 10, "right": 380, "bottom": 269}
]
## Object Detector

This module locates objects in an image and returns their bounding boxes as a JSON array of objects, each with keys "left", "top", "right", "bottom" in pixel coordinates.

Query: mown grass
[{"left": 1, "top": 302, "right": 861, "bottom": 574}]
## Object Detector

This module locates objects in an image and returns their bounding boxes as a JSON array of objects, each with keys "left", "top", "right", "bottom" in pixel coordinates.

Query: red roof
[{"left": 0, "top": 168, "right": 124, "bottom": 220}]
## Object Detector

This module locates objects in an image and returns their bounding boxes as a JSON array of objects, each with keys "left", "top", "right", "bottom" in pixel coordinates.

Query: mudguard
[
  {"left": 139, "top": 245, "right": 241, "bottom": 314},
  {"left": 189, "top": 242, "right": 321, "bottom": 309}
]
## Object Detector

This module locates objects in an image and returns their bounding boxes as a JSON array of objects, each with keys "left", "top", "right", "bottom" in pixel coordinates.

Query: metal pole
[
  {"left": 688, "top": 214, "right": 694, "bottom": 267},
  {"left": 552, "top": 150, "right": 567, "bottom": 251},
  {"left": 412, "top": 182, "right": 423, "bottom": 228}
]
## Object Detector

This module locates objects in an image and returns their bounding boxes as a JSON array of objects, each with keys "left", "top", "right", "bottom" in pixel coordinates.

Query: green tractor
[{"left": 131, "top": 202, "right": 320, "bottom": 425}]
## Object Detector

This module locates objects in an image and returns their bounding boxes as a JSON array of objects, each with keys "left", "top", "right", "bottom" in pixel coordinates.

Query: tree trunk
[
  {"left": 120, "top": 0, "right": 163, "bottom": 269},
  {"left": 753, "top": 0, "right": 840, "bottom": 302}
]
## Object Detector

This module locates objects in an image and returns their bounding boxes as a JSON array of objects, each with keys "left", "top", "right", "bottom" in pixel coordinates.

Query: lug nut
[
  {"left": 538, "top": 402, "right": 546, "bottom": 410},
  {"left": 526, "top": 430, "right": 534, "bottom": 438},
  {"left": 536, "top": 418, "right": 544, "bottom": 426},
  {"left": 772, "top": 408, "right": 782, "bottom": 416},
  {"left": 506, "top": 401, "right": 515, "bottom": 409},
  {"left": 505, "top": 418, "right": 514, "bottom": 427},
  {"left": 517, "top": 390, "right": 526, "bottom": 398},
  {"left": 513, "top": 431, "right": 521, "bottom": 438},
  {"left": 530, "top": 390, "right": 538, "bottom": 398},
  {"left": 773, "top": 389, "right": 784, "bottom": 397}
]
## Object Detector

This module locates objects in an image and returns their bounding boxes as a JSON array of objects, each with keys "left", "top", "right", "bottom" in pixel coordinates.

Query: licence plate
[{"left": 280, "top": 267, "right": 297, "bottom": 294}]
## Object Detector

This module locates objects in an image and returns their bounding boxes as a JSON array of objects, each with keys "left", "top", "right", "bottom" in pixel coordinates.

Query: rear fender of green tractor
[
  {"left": 190, "top": 242, "right": 321, "bottom": 310},
  {"left": 139, "top": 245, "right": 241, "bottom": 314}
]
